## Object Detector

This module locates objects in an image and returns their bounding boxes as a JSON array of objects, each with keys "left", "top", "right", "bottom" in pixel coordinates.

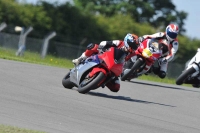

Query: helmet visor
[
  {"left": 124, "top": 41, "right": 129, "bottom": 49},
  {"left": 166, "top": 28, "right": 178, "bottom": 39}
]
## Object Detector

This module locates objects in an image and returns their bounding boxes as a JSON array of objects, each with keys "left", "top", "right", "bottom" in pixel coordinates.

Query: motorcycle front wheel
[
  {"left": 62, "top": 72, "right": 74, "bottom": 89},
  {"left": 176, "top": 67, "right": 196, "bottom": 85},
  {"left": 121, "top": 58, "right": 144, "bottom": 81},
  {"left": 78, "top": 72, "right": 106, "bottom": 94}
]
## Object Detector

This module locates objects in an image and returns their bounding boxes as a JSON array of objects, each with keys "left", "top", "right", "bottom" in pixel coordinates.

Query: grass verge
[
  {"left": 0, "top": 48, "right": 74, "bottom": 68},
  {"left": 0, "top": 125, "right": 45, "bottom": 133}
]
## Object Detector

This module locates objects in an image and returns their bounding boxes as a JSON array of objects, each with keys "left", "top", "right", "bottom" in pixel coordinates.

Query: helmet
[
  {"left": 165, "top": 24, "right": 179, "bottom": 41},
  {"left": 124, "top": 33, "right": 138, "bottom": 50}
]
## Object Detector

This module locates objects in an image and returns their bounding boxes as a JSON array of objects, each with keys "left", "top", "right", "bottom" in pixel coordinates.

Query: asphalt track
[{"left": 0, "top": 59, "right": 200, "bottom": 133}]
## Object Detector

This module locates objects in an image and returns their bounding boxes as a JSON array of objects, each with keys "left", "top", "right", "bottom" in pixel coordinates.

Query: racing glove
[
  {"left": 138, "top": 36, "right": 145, "bottom": 43},
  {"left": 98, "top": 41, "right": 107, "bottom": 49}
]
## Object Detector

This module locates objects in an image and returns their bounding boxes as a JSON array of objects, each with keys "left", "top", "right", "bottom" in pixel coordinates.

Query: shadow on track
[
  {"left": 88, "top": 91, "right": 175, "bottom": 107},
  {"left": 129, "top": 80, "right": 200, "bottom": 93}
]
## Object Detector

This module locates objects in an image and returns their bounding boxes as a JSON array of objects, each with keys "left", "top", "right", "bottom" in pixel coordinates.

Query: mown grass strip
[{"left": 0, "top": 125, "right": 45, "bottom": 133}]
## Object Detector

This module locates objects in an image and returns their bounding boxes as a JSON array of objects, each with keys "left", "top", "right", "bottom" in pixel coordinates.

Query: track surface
[{"left": 0, "top": 59, "right": 200, "bottom": 133}]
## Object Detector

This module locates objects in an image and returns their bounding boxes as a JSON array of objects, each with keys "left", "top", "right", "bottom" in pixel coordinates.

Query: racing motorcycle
[
  {"left": 121, "top": 38, "right": 165, "bottom": 81},
  {"left": 62, "top": 47, "right": 126, "bottom": 94},
  {"left": 176, "top": 48, "right": 200, "bottom": 87}
]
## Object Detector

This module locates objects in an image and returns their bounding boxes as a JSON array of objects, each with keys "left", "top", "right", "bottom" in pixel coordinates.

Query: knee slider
[
  {"left": 87, "top": 43, "right": 95, "bottom": 50},
  {"left": 158, "top": 71, "right": 166, "bottom": 79}
]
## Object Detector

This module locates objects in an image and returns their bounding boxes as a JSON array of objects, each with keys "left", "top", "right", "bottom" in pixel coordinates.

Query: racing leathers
[{"left": 139, "top": 32, "right": 179, "bottom": 78}]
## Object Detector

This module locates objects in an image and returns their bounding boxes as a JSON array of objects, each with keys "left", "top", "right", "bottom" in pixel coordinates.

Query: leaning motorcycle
[
  {"left": 176, "top": 48, "right": 200, "bottom": 87},
  {"left": 62, "top": 47, "right": 126, "bottom": 94},
  {"left": 121, "top": 38, "right": 164, "bottom": 81}
]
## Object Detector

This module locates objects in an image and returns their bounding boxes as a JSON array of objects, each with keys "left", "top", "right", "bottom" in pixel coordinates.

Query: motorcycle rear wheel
[
  {"left": 121, "top": 58, "right": 144, "bottom": 81},
  {"left": 176, "top": 67, "right": 196, "bottom": 85},
  {"left": 62, "top": 72, "right": 74, "bottom": 89},
  {"left": 78, "top": 72, "right": 106, "bottom": 94}
]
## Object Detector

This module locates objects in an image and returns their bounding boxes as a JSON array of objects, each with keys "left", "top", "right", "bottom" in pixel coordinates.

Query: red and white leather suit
[{"left": 142, "top": 32, "right": 179, "bottom": 73}]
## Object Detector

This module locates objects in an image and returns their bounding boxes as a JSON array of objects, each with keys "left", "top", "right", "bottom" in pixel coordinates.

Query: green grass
[
  {"left": 138, "top": 74, "right": 176, "bottom": 84},
  {"left": 0, "top": 48, "right": 74, "bottom": 68},
  {"left": 0, "top": 125, "right": 45, "bottom": 133}
]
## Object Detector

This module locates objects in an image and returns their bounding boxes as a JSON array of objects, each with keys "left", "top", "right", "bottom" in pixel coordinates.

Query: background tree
[
  {"left": 34, "top": 1, "right": 110, "bottom": 44},
  {"left": 0, "top": 0, "right": 51, "bottom": 34},
  {"left": 0, "top": 0, "right": 199, "bottom": 63},
  {"left": 74, "top": 0, "right": 187, "bottom": 34}
]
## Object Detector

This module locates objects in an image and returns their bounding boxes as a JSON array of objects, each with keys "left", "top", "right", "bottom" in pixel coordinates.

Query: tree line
[{"left": 0, "top": 0, "right": 199, "bottom": 63}]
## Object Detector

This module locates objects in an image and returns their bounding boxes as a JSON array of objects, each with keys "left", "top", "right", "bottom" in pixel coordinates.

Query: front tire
[
  {"left": 176, "top": 67, "right": 196, "bottom": 85},
  {"left": 78, "top": 72, "right": 106, "bottom": 94},
  {"left": 121, "top": 58, "right": 144, "bottom": 81},
  {"left": 62, "top": 72, "right": 74, "bottom": 89}
]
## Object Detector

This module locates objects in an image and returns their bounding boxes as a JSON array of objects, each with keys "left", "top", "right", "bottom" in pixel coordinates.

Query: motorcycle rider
[
  {"left": 181, "top": 48, "right": 200, "bottom": 86},
  {"left": 72, "top": 33, "right": 139, "bottom": 92},
  {"left": 137, "top": 24, "right": 179, "bottom": 79}
]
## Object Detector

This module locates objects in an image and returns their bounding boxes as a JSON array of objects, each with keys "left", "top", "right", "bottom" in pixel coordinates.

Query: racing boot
[
  {"left": 72, "top": 52, "right": 87, "bottom": 65},
  {"left": 158, "top": 71, "right": 166, "bottom": 79}
]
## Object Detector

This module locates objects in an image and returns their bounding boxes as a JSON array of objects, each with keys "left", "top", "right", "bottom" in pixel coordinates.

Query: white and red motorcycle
[
  {"left": 120, "top": 38, "right": 165, "bottom": 81},
  {"left": 176, "top": 48, "right": 200, "bottom": 87}
]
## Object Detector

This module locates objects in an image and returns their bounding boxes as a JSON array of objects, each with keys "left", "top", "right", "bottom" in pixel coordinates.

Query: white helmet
[{"left": 165, "top": 24, "right": 179, "bottom": 41}]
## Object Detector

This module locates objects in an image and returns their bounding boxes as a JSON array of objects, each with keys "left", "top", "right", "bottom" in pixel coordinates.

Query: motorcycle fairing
[
  {"left": 137, "top": 39, "right": 162, "bottom": 62},
  {"left": 70, "top": 55, "right": 100, "bottom": 85},
  {"left": 98, "top": 47, "right": 124, "bottom": 76},
  {"left": 88, "top": 67, "right": 107, "bottom": 77}
]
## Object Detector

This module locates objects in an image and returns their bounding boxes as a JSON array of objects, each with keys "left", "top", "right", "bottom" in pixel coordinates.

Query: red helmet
[{"left": 165, "top": 24, "right": 179, "bottom": 41}]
